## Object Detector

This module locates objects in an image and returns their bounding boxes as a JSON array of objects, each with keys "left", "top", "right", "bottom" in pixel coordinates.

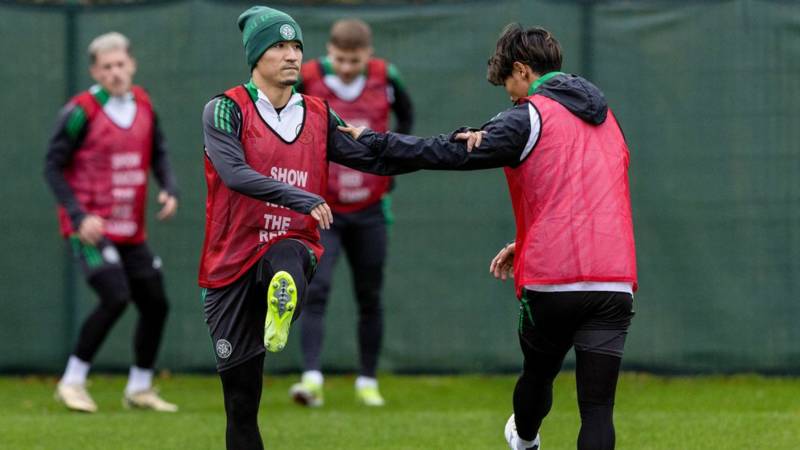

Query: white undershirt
[
  {"left": 90, "top": 85, "right": 136, "bottom": 129},
  {"left": 322, "top": 73, "right": 395, "bottom": 104},
  {"left": 254, "top": 88, "right": 305, "bottom": 142},
  {"left": 520, "top": 103, "right": 540, "bottom": 161},
  {"left": 526, "top": 282, "right": 633, "bottom": 295},
  {"left": 323, "top": 74, "right": 366, "bottom": 101}
]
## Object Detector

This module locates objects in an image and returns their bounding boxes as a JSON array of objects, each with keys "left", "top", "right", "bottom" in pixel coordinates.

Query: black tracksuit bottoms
[
  {"left": 514, "top": 290, "right": 634, "bottom": 450},
  {"left": 299, "top": 202, "right": 387, "bottom": 377}
]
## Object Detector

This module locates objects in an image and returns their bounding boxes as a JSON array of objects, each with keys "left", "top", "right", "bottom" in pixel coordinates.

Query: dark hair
[
  {"left": 329, "top": 18, "right": 372, "bottom": 50},
  {"left": 487, "top": 24, "right": 562, "bottom": 85}
]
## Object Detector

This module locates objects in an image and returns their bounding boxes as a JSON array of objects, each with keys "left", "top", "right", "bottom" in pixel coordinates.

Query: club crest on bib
[
  {"left": 280, "top": 24, "right": 296, "bottom": 40},
  {"left": 102, "top": 246, "right": 121, "bottom": 264},
  {"left": 216, "top": 339, "right": 233, "bottom": 359}
]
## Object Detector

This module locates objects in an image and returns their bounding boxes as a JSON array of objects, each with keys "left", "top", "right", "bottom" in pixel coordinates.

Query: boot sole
[{"left": 264, "top": 271, "right": 298, "bottom": 352}]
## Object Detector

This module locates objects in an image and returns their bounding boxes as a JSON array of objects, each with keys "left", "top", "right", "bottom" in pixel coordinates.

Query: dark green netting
[{"left": 0, "top": 0, "right": 797, "bottom": 373}]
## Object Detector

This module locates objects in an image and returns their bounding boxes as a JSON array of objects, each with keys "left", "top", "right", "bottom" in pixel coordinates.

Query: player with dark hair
[
  {"left": 339, "top": 23, "right": 637, "bottom": 450},
  {"left": 44, "top": 31, "right": 179, "bottom": 413},
  {"left": 199, "top": 7, "right": 427, "bottom": 449},
  {"left": 291, "top": 17, "right": 414, "bottom": 407}
]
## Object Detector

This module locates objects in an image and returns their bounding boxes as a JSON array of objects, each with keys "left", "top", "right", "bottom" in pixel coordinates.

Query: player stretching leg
[{"left": 200, "top": 7, "right": 422, "bottom": 449}]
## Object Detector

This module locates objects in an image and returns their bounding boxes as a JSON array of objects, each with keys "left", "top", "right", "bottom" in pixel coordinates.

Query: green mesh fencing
[{"left": 0, "top": 0, "right": 797, "bottom": 374}]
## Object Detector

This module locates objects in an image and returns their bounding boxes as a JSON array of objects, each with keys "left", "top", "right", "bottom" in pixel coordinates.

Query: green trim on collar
[
  {"left": 245, "top": 79, "right": 299, "bottom": 102},
  {"left": 90, "top": 86, "right": 111, "bottom": 106},
  {"left": 245, "top": 79, "right": 303, "bottom": 111},
  {"left": 528, "top": 71, "right": 565, "bottom": 96},
  {"left": 320, "top": 57, "right": 335, "bottom": 76},
  {"left": 244, "top": 79, "right": 259, "bottom": 101}
]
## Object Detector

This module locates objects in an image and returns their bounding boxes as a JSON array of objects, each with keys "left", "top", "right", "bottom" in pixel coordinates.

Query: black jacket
[{"left": 357, "top": 73, "right": 610, "bottom": 170}]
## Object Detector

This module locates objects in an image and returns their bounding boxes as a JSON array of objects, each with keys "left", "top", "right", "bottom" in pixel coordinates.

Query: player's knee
[
  {"left": 522, "top": 359, "right": 561, "bottom": 382},
  {"left": 264, "top": 238, "right": 304, "bottom": 264},
  {"left": 303, "top": 299, "right": 327, "bottom": 315},
  {"left": 356, "top": 297, "right": 382, "bottom": 316},
  {"left": 148, "top": 296, "right": 169, "bottom": 320},
  {"left": 354, "top": 277, "right": 382, "bottom": 305},
  {"left": 307, "top": 281, "right": 332, "bottom": 302},
  {"left": 578, "top": 393, "right": 615, "bottom": 410},
  {"left": 101, "top": 294, "right": 130, "bottom": 317},
  {"left": 519, "top": 370, "right": 554, "bottom": 392},
  {"left": 132, "top": 275, "right": 170, "bottom": 318},
  {"left": 89, "top": 269, "right": 131, "bottom": 314}
]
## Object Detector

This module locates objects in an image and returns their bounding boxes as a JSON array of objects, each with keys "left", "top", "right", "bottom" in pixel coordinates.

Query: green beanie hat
[{"left": 238, "top": 6, "right": 303, "bottom": 68}]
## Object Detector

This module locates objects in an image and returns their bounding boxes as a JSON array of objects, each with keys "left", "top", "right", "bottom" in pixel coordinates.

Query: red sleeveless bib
[
  {"left": 505, "top": 95, "right": 638, "bottom": 297},
  {"left": 198, "top": 86, "right": 329, "bottom": 288},
  {"left": 57, "top": 86, "right": 154, "bottom": 244},
  {"left": 301, "top": 58, "right": 392, "bottom": 213}
]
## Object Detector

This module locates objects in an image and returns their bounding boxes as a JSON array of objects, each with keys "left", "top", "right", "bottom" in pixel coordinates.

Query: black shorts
[
  {"left": 203, "top": 239, "right": 314, "bottom": 372},
  {"left": 70, "top": 236, "right": 162, "bottom": 280},
  {"left": 519, "top": 290, "right": 635, "bottom": 359}
]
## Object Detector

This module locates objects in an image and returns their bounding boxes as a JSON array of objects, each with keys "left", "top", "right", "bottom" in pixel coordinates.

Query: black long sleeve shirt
[
  {"left": 355, "top": 73, "right": 613, "bottom": 172},
  {"left": 356, "top": 102, "right": 537, "bottom": 171}
]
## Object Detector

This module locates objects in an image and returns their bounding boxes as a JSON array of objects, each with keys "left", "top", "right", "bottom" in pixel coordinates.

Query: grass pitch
[{"left": 1, "top": 373, "right": 798, "bottom": 449}]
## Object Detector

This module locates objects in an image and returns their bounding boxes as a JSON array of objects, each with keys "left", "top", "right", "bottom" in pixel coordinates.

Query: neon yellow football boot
[
  {"left": 356, "top": 385, "right": 385, "bottom": 407},
  {"left": 264, "top": 271, "right": 298, "bottom": 352},
  {"left": 289, "top": 378, "right": 324, "bottom": 407}
]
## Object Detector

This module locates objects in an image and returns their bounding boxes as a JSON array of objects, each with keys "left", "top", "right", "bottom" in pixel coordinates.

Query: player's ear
[
  {"left": 89, "top": 63, "right": 100, "bottom": 83},
  {"left": 512, "top": 61, "right": 535, "bottom": 82},
  {"left": 129, "top": 56, "right": 138, "bottom": 76},
  {"left": 511, "top": 61, "right": 527, "bottom": 80}
]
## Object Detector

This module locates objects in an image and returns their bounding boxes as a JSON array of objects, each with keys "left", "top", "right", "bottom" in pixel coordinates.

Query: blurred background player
[
  {"left": 44, "top": 32, "right": 179, "bottom": 413},
  {"left": 339, "top": 23, "right": 637, "bottom": 450},
  {"left": 291, "top": 18, "right": 414, "bottom": 407}
]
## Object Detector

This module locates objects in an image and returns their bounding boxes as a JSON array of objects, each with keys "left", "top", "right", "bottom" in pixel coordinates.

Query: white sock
[
  {"left": 302, "top": 370, "right": 323, "bottom": 386},
  {"left": 515, "top": 434, "right": 538, "bottom": 450},
  {"left": 124, "top": 366, "right": 153, "bottom": 395},
  {"left": 60, "top": 355, "right": 90, "bottom": 386},
  {"left": 355, "top": 376, "right": 378, "bottom": 390}
]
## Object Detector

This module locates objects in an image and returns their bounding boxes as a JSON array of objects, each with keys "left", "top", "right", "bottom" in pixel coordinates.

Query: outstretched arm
[
  {"left": 326, "top": 107, "right": 420, "bottom": 176},
  {"left": 341, "top": 102, "right": 538, "bottom": 171}
]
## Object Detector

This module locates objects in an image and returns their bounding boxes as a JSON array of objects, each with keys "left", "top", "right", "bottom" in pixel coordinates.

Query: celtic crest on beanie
[{"left": 237, "top": 6, "right": 304, "bottom": 68}]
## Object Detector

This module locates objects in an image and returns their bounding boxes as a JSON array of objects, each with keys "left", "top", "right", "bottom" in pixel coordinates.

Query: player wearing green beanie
[
  {"left": 238, "top": 6, "right": 303, "bottom": 68},
  {"left": 201, "top": 6, "right": 430, "bottom": 450}
]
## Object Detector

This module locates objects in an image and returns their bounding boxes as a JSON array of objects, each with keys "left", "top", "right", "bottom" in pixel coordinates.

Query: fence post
[
  {"left": 62, "top": 2, "right": 79, "bottom": 359},
  {"left": 579, "top": 0, "right": 595, "bottom": 80}
]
